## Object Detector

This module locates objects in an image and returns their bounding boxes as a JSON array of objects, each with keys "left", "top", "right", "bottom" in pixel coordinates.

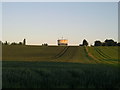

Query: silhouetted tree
[
  {"left": 114, "top": 42, "right": 117, "bottom": 46},
  {"left": 42, "top": 43, "right": 48, "bottom": 46},
  {"left": 19, "top": 42, "right": 22, "bottom": 45},
  {"left": 23, "top": 39, "right": 26, "bottom": 45},
  {"left": 104, "top": 39, "right": 117, "bottom": 46},
  {"left": 102, "top": 42, "right": 105, "bottom": 46},
  {"left": 82, "top": 39, "right": 88, "bottom": 46},
  {"left": 94, "top": 41, "right": 102, "bottom": 46},
  {"left": 4, "top": 41, "right": 8, "bottom": 45},
  {"left": 117, "top": 42, "right": 120, "bottom": 46},
  {"left": 11, "top": 42, "right": 17, "bottom": 45},
  {"left": 44, "top": 43, "right": 48, "bottom": 46}
]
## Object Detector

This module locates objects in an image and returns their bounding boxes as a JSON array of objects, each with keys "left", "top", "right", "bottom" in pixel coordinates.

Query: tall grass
[{"left": 2, "top": 61, "right": 120, "bottom": 88}]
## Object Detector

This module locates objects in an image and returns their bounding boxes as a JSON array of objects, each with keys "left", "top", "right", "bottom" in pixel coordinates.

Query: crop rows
[
  {"left": 2, "top": 46, "right": 120, "bottom": 88},
  {"left": 87, "top": 46, "right": 119, "bottom": 64},
  {"left": 53, "top": 46, "right": 69, "bottom": 59},
  {"left": 2, "top": 45, "right": 119, "bottom": 64}
]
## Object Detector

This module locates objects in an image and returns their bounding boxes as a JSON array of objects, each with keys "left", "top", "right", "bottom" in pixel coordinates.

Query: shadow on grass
[{"left": 2, "top": 61, "right": 120, "bottom": 88}]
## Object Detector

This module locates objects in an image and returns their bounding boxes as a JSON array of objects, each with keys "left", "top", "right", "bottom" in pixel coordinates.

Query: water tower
[{"left": 57, "top": 37, "right": 68, "bottom": 46}]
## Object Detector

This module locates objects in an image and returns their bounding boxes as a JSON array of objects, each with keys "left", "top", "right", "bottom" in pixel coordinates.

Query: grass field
[{"left": 2, "top": 45, "right": 120, "bottom": 88}]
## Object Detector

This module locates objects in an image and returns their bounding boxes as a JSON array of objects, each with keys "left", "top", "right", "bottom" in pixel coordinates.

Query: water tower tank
[{"left": 58, "top": 38, "right": 68, "bottom": 46}]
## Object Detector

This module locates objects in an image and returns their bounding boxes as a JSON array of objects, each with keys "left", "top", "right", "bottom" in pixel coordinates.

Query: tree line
[
  {"left": 0, "top": 39, "right": 120, "bottom": 46},
  {"left": 80, "top": 39, "right": 120, "bottom": 46},
  {"left": 0, "top": 39, "right": 26, "bottom": 45}
]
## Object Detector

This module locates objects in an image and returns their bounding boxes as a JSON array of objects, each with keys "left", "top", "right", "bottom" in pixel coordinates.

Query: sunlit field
[{"left": 2, "top": 45, "right": 119, "bottom": 64}]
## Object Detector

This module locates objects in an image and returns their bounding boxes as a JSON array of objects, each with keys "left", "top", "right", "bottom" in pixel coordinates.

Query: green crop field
[
  {"left": 2, "top": 45, "right": 120, "bottom": 88},
  {"left": 2, "top": 45, "right": 119, "bottom": 64}
]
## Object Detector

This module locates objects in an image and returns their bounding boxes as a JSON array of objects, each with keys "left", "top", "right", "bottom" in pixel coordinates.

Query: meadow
[{"left": 2, "top": 45, "right": 120, "bottom": 88}]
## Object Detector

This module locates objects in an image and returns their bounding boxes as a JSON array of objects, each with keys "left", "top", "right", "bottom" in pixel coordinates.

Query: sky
[{"left": 2, "top": 2, "right": 118, "bottom": 45}]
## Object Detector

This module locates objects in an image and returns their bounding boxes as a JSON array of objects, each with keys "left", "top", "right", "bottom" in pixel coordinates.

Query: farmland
[
  {"left": 2, "top": 45, "right": 120, "bottom": 88},
  {"left": 2, "top": 45, "right": 119, "bottom": 64}
]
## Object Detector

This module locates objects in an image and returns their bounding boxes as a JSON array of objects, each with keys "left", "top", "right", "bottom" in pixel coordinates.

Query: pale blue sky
[{"left": 2, "top": 2, "right": 118, "bottom": 45}]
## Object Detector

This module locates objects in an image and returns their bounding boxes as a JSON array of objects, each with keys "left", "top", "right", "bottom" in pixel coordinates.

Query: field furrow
[
  {"left": 87, "top": 46, "right": 119, "bottom": 64},
  {"left": 2, "top": 45, "right": 119, "bottom": 64}
]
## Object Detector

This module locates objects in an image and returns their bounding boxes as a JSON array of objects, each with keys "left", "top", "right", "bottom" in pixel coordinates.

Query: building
[{"left": 58, "top": 38, "right": 68, "bottom": 46}]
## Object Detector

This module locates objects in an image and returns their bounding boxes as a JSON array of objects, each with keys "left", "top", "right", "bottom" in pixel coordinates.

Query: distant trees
[
  {"left": 117, "top": 43, "right": 120, "bottom": 46},
  {"left": 101, "top": 42, "right": 105, "bottom": 46},
  {"left": 94, "top": 39, "right": 119, "bottom": 46},
  {"left": 94, "top": 41, "right": 102, "bottom": 46},
  {"left": 4, "top": 41, "right": 8, "bottom": 45},
  {"left": 19, "top": 42, "right": 23, "bottom": 45},
  {"left": 2, "top": 39, "right": 27, "bottom": 45},
  {"left": 104, "top": 39, "right": 117, "bottom": 46},
  {"left": 79, "top": 39, "right": 119, "bottom": 47},
  {"left": 4, "top": 41, "right": 10, "bottom": 45},
  {"left": 10, "top": 42, "right": 22, "bottom": 45},
  {"left": 42, "top": 43, "right": 48, "bottom": 46},
  {"left": 1, "top": 38, "right": 119, "bottom": 46},
  {"left": 11, "top": 42, "right": 17, "bottom": 45}
]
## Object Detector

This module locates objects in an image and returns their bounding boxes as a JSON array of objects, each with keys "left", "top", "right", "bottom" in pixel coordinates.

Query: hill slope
[
  {"left": 2, "top": 45, "right": 120, "bottom": 88},
  {"left": 2, "top": 45, "right": 119, "bottom": 64}
]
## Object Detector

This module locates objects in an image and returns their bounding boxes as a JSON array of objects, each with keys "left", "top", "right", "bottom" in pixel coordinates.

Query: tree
[
  {"left": 44, "top": 43, "right": 48, "bottom": 46},
  {"left": 23, "top": 39, "right": 26, "bottom": 45},
  {"left": 4, "top": 41, "right": 8, "bottom": 45},
  {"left": 102, "top": 42, "right": 105, "bottom": 46},
  {"left": 11, "top": 42, "right": 17, "bottom": 45},
  {"left": 104, "top": 39, "right": 117, "bottom": 46},
  {"left": 42, "top": 43, "right": 48, "bottom": 46},
  {"left": 94, "top": 40, "right": 102, "bottom": 46},
  {"left": 117, "top": 42, "right": 120, "bottom": 46},
  {"left": 82, "top": 39, "right": 88, "bottom": 46},
  {"left": 19, "top": 42, "right": 22, "bottom": 45}
]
